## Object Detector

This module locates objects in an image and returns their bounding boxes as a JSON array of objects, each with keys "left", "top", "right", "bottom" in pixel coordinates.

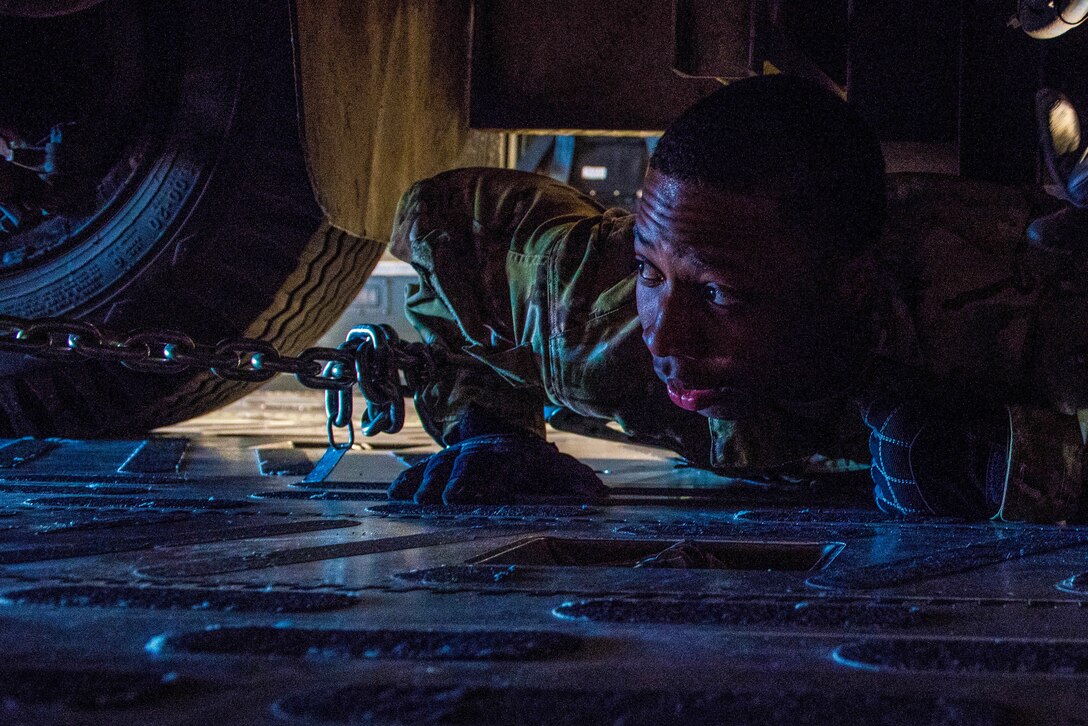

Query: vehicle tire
[{"left": 0, "top": 0, "right": 381, "bottom": 437}]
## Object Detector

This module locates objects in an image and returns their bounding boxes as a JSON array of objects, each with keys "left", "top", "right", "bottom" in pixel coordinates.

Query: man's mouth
[{"left": 665, "top": 381, "right": 726, "bottom": 412}]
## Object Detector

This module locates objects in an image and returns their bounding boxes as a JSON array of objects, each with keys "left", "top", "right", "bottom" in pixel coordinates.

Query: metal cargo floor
[{"left": 0, "top": 391, "right": 1083, "bottom": 724}]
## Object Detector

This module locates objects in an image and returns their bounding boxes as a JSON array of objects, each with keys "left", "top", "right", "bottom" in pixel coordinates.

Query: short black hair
[{"left": 649, "top": 75, "right": 886, "bottom": 257}]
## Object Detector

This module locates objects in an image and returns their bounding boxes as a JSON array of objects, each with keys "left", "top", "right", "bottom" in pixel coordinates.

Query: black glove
[
  {"left": 862, "top": 396, "right": 1007, "bottom": 519},
  {"left": 1027, "top": 205, "right": 1088, "bottom": 251},
  {"left": 387, "top": 432, "right": 609, "bottom": 505},
  {"left": 1028, "top": 89, "right": 1088, "bottom": 250}
]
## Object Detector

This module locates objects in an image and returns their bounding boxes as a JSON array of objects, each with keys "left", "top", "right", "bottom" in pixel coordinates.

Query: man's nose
[{"left": 642, "top": 291, "right": 699, "bottom": 359}]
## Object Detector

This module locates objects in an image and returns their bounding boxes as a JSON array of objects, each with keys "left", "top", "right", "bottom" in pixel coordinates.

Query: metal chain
[{"left": 0, "top": 314, "right": 440, "bottom": 447}]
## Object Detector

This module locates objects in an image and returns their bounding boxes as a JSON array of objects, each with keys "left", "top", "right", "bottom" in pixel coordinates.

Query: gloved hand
[
  {"left": 862, "top": 396, "right": 1007, "bottom": 519},
  {"left": 1027, "top": 205, "right": 1088, "bottom": 251},
  {"left": 387, "top": 432, "right": 610, "bottom": 505}
]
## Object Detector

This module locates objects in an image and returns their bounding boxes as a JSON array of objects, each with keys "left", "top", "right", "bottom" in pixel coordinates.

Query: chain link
[
  {"left": 0, "top": 314, "right": 442, "bottom": 446},
  {"left": 345, "top": 324, "right": 441, "bottom": 436}
]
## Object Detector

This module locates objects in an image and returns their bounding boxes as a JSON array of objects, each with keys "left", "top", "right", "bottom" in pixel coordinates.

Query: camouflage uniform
[{"left": 390, "top": 167, "right": 1088, "bottom": 523}]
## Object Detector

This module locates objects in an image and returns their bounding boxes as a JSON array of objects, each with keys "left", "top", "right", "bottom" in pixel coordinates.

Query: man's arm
[
  {"left": 387, "top": 168, "right": 610, "bottom": 503},
  {"left": 390, "top": 167, "right": 609, "bottom": 443}
]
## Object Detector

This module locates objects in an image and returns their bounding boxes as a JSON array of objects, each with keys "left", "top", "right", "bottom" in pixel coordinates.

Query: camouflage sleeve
[
  {"left": 995, "top": 405, "right": 1085, "bottom": 523},
  {"left": 389, "top": 168, "right": 606, "bottom": 446}
]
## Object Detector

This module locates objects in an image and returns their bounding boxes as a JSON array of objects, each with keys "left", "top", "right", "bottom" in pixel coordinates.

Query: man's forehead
[
  {"left": 639, "top": 169, "right": 778, "bottom": 210},
  {"left": 635, "top": 169, "right": 800, "bottom": 255}
]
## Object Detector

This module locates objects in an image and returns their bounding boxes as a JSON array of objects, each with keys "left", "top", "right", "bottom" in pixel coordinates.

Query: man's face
[{"left": 634, "top": 169, "right": 860, "bottom": 419}]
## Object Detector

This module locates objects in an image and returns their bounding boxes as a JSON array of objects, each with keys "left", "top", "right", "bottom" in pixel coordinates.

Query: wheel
[{"left": 0, "top": 0, "right": 381, "bottom": 436}]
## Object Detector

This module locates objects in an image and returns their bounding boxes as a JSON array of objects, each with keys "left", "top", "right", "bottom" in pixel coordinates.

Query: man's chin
[
  {"left": 687, "top": 388, "right": 763, "bottom": 419},
  {"left": 695, "top": 399, "right": 761, "bottom": 419}
]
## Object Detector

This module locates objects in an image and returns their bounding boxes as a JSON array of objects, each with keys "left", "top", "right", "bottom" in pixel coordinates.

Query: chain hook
[{"left": 345, "top": 324, "right": 411, "bottom": 436}]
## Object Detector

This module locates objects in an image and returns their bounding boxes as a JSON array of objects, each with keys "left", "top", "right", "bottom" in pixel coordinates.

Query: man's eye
[
  {"left": 635, "top": 260, "right": 663, "bottom": 284},
  {"left": 704, "top": 285, "right": 741, "bottom": 308}
]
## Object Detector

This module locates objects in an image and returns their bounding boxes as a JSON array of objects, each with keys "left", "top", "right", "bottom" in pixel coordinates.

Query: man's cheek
[
  {"left": 634, "top": 288, "right": 654, "bottom": 333},
  {"left": 725, "top": 322, "right": 796, "bottom": 379}
]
